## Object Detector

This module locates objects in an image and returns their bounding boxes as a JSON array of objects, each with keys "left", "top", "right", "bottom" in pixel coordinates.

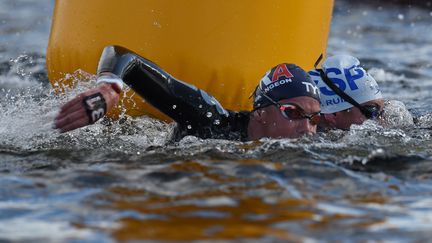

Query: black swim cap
[{"left": 253, "top": 63, "right": 320, "bottom": 109}]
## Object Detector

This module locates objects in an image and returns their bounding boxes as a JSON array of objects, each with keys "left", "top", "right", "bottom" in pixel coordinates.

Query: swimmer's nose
[{"left": 298, "top": 119, "right": 316, "bottom": 136}]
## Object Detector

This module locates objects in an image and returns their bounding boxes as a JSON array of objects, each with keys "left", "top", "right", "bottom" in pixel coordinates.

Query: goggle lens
[
  {"left": 363, "top": 105, "right": 383, "bottom": 119},
  {"left": 280, "top": 104, "right": 320, "bottom": 125},
  {"left": 309, "top": 114, "right": 321, "bottom": 125},
  {"left": 281, "top": 105, "right": 302, "bottom": 119}
]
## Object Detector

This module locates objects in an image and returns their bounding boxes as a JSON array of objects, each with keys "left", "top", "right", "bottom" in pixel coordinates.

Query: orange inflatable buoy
[{"left": 47, "top": 0, "right": 334, "bottom": 120}]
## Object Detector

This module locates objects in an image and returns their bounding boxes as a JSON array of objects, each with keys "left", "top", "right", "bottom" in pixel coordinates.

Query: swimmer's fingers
[
  {"left": 54, "top": 95, "right": 87, "bottom": 130},
  {"left": 57, "top": 99, "right": 83, "bottom": 119},
  {"left": 58, "top": 94, "right": 85, "bottom": 114},
  {"left": 54, "top": 107, "right": 88, "bottom": 132},
  {"left": 58, "top": 116, "right": 90, "bottom": 133}
]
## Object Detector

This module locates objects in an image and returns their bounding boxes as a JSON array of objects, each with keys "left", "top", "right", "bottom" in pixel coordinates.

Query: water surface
[{"left": 1, "top": 1, "right": 432, "bottom": 242}]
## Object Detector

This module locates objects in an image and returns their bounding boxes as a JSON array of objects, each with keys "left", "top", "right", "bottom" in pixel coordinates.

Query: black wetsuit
[{"left": 97, "top": 45, "right": 250, "bottom": 141}]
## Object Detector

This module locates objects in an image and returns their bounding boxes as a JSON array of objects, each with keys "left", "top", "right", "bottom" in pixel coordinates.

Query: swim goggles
[
  {"left": 256, "top": 87, "right": 321, "bottom": 125},
  {"left": 314, "top": 54, "right": 383, "bottom": 119}
]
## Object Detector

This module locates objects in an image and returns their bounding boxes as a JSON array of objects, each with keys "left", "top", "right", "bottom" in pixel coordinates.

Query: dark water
[{"left": 2, "top": 0, "right": 432, "bottom": 242}]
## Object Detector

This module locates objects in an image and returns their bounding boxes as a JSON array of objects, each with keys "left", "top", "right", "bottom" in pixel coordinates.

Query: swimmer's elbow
[{"left": 96, "top": 45, "right": 139, "bottom": 78}]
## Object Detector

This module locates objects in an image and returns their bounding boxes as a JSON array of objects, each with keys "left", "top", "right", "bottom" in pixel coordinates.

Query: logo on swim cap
[
  {"left": 271, "top": 64, "right": 294, "bottom": 82},
  {"left": 309, "top": 55, "right": 382, "bottom": 114},
  {"left": 253, "top": 63, "right": 320, "bottom": 109}
]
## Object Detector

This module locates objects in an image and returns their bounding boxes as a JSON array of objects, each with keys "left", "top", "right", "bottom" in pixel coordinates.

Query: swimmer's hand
[{"left": 54, "top": 83, "right": 120, "bottom": 133}]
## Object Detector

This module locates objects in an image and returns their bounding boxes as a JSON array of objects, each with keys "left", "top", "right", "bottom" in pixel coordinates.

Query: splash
[
  {"left": 0, "top": 61, "right": 171, "bottom": 153},
  {"left": 383, "top": 100, "right": 414, "bottom": 127}
]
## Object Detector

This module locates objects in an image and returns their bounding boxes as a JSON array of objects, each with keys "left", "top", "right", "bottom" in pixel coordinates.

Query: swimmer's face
[
  {"left": 324, "top": 99, "right": 385, "bottom": 130},
  {"left": 250, "top": 96, "right": 321, "bottom": 139}
]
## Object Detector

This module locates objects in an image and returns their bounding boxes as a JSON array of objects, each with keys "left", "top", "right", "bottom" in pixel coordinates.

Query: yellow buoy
[{"left": 47, "top": 0, "right": 334, "bottom": 121}]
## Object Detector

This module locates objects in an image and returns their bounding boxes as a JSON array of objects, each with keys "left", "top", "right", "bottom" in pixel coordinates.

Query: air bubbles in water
[{"left": 206, "top": 112, "right": 212, "bottom": 118}]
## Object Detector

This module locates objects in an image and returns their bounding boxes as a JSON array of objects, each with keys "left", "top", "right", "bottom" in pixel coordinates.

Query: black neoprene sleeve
[{"left": 96, "top": 45, "right": 230, "bottom": 134}]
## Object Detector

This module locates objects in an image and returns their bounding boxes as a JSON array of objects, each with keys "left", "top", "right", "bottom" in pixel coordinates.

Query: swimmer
[
  {"left": 309, "top": 55, "right": 385, "bottom": 130},
  {"left": 54, "top": 45, "right": 321, "bottom": 141}
]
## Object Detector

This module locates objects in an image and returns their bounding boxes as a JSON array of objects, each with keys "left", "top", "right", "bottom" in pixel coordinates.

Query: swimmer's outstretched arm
[
  {"left": 97, "top": 45, "right": 228, "bottom": 128},
  {"left": 54, "top": 45, "right": 227, "bottom": 133}
]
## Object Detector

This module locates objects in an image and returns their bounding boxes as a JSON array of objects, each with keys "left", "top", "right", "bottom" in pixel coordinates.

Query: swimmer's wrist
[{"left": 96, "top": 73, "right": 124, "bottom": 94}]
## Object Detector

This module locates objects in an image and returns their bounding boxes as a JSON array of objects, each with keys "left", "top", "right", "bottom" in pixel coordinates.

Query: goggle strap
[
  {"left": 249, "top": 85, "right": 259, "bottom": 99},
  {"left": 314, "top": 54, "right": 324, "bottom": 70},
  {"left": 258, "top": 86, "right": 281, "bottom": 107}
]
